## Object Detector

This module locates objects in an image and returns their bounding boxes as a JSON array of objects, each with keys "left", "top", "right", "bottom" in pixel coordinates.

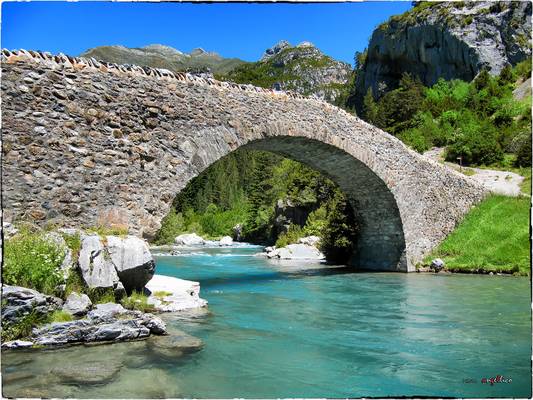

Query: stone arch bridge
[{"left": 1, "top": 50, "right": 486, "bottom": 272}]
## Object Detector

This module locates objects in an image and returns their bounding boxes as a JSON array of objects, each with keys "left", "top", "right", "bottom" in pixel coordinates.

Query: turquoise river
[{"left": 2, "top": 245, "right": 531, "bottom": 398}]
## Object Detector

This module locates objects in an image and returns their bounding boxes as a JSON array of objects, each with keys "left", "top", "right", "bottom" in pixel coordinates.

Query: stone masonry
[{"left": 1, "top": 49, "right": 487, "bottom": 272}]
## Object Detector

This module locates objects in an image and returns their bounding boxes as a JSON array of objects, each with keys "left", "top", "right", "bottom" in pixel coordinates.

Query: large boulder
[
  {"left": 1, "top": 285, "right": 63, "bottom": 325},
  {"left": 219, "top": 236, "right": 233, "bottom": 246},
  {"left": 44, "top": 232, "right": 74, "bottom": 280},
  {"left": 147, "top": 328, "right": 203, "bottom": 358},
  {"left": 106, "top": 236, "right": 155, "bottom": 293},
  {"left": 174, "top": 233, "right": 205, "bottom": 246},
  {"left": 145, "top": 274, "right": 208, "bottom": 312},
  {"left": 62, "top": 292, "right": 92, "bottom": 317},
  {"left": 78, "top": 235, "right": 120, "bottom": 290},
  {"left": 267, "top": 243, "right": 325, "bottom": 260},
  {"left": 298, "top": 236, "right": 321, "bottom": 247}
]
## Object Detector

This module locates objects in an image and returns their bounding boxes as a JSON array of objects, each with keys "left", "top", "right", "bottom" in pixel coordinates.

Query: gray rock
[
  {"left": 298, "top": 236, "right": 321, "bottom": 247},
  {"left": 32, "top": 304, "right": 166, "bottom": 346},
  {"left": 145, "top": 274, "right": 208, "bottom": 312},
  {"left": 44, "top": 232, "right": 73, "bottom": 279},
  {"left": 219, "top": 236, "right": 233, "bottom": 246},
  {"left": 232, "top": 223, "right": 242, "bottom": 241},
  {"left": 106, "top": 235, "right": 155, "bottom": 292},
  {"left": 174, "top": 233, "right": 205, "bottom": 246},
  {"left": 431, "top": 258, "right": 445, "bottom": 271},
  {"left": 78, "top": 235, "right": 120, "bottom": 289},
  {"left": 261, "top": 40, "right": 291, "bottom": 61},
  {"left": 1, "top": 285, "right": 63, "bottom": 325},
  {"left": 62, "top": 292, "right": 92, "bottom": 316},
  {"left": 1, "top": 340, "right": 34, "bottom": 349}
]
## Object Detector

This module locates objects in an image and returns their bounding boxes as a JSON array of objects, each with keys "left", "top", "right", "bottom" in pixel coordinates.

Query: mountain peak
[
  {"left": 141, "top": 44, "right": 183, "bottom": 56},
  {"left": 261, "top": 40, "right": 292, "bottom": 61}
]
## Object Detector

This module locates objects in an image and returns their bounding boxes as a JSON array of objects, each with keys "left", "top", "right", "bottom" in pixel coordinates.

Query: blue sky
[{"left": 2, "top": 1, "right": 411, "bottom": 65}]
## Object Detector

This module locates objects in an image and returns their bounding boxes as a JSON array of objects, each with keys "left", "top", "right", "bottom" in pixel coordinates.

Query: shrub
[
  {"left": 121, "top": 291, "right": 154, "bottom": 313},
  {"left": 89, "top": 288, "right": 117, "bottom": 304},
  {"left": 515, "top": 134, "right": 532, "bottom": 167},
  {"left": 3, "top": 228, "right": 66, "bottom": 295},
  {"left": 48, "top": 310, "right": 73, "bottom": 323}
]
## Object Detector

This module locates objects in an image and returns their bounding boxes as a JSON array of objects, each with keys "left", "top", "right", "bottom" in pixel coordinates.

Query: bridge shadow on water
[{"left": 194, "top": 264, "right": 359, "bottom": 289}]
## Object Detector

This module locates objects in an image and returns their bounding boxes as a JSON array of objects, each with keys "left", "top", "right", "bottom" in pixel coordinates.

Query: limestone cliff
[
  {"left": 223, "top": 40, "right": 353, "bottom": 103},
  {"left": 355, "top": 1, "right": 531, "bottom": 102}
]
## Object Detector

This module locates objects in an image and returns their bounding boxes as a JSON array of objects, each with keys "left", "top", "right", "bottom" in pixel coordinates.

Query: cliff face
[
  {"left": 224, "top": 41, "right": 353, "bottom": 103},
  {"left": 356, "top": 1, "right": 532, "bottom": 100},
  {"left": 81, "top": 44, "right": 246, "bottom": 75}
]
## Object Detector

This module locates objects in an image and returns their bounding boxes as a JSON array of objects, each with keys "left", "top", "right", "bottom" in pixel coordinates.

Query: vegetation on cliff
[{"left": 359, "top": 60, "right": 532, "bottom": 167}]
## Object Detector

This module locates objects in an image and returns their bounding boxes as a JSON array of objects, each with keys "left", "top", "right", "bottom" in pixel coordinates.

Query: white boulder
[
  {"left": 267, "top": 243, "right": 325, "bottom": 260},
  {"left": 298, "top": 236, "right": 321, "bottom": 247},
  {"left": 174, "top": 233, "right": 205, "bottom": 246},
  {"left": 145, "top": 274, "right": 208, "bottom": 312},
  {"left": 219, "top": 236, "right": 233, "bottom": 246}
]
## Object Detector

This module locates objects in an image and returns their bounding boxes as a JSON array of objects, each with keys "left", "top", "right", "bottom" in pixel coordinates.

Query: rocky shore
[{"left": 1, "top": 227, "right": 208, "bottom": 350}]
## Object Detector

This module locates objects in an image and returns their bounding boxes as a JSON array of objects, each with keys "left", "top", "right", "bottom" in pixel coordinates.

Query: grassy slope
[{"left": 425, "top": 194, "right": 531, "bottom": 275}]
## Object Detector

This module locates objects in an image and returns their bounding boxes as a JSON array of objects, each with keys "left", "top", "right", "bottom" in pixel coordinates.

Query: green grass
[
  {"left": 425, "top": 195, "right": 531, "bottom": 275},
  {"left": 121, "top": 291, "right": 155, "bottom": 313},
  {"left": 48, "top": 310, "right": 73, "bottom": 323}
]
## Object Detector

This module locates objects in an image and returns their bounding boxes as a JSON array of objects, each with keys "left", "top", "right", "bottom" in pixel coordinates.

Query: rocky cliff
[
  {"left": 81, "top": 44, "right": 246, "bottom": 75},
  {"left": 355, "top": 1, "right": 531, "bottom": 103},
  {"left": 223, "top": 40, "right": 353, "bottom": 103}
]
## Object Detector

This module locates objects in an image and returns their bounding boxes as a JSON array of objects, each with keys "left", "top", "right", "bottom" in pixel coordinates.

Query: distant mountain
[
  {"left": 80, "top": 44, "right": 246, "bottom": 75},
  {"left": 220, "top": 40, "right": 353, "bottom": 104}
]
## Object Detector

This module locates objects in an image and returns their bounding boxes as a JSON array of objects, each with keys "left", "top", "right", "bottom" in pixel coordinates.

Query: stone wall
[{"left": 1, "top": 50, "right": 487, "bottom": 271}]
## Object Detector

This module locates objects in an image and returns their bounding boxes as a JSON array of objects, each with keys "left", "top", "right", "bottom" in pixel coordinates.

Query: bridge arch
[{"left": 1, "top": 50, "right": 487, "bottom": 272}]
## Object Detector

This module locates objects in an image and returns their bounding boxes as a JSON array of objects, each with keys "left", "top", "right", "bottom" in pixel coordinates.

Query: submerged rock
[
  {"left": 62, "top": 292, "right": 92, "bottom": 316},
  {"left": 145, "top": 274, "right": 208, "bottom": 312},
  {"left": 147, "top": 328, "right": 203, "bottom": 358},
  {"left": 52, "top": 359, "right": 123, "bottom": 384},
  {"left": 106, "top": 235, "right": 155, "bottom": 292},
  {"left": 174, "top": 233, "right": 205, "bottom": 246}
]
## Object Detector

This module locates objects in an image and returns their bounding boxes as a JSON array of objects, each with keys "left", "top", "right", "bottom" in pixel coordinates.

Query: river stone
[
  {"left": 87, "top": 302, "right": 126, "bottom": 320},
  {"left": 1, "top": 340, "right": 34, "bottom": 349},
  {"left": 431, "top": 258, "right": 445, "bottom": 271},
  {"left": 1, "top": 285, "right": 63, "bottom": 324},
  {"left": 174, "top": 233, "right": 205, "bottom": 246},
  {"left": 52, "top": 359, "right": 123, "bottom": 384},
  {"left": 147, "top": 329, "right": 203, "bottom": 358},
  {"left": 219, "top": 236, "right": 233, "bottom": 246},
  {"left": 106, "top": 235, "right": 155, "bottom": 292},
  {"left": 44, "top": 232, "right": 73, "bottom": 279},
  {"left": 62, "top": 292, "right": 92, "bottom": 316},
  {"left": 78, "top": 235, "right": 120, "bottom": 289}
]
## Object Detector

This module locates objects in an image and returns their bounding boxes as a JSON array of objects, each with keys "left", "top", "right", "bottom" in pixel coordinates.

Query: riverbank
[{"left": 422, "top": 194, "right": 530, "bottom": 276}]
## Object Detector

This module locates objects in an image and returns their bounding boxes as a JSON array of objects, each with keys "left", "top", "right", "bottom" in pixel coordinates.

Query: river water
[{"left": 2, "top": 245, "right": 531, "bottom": 398}]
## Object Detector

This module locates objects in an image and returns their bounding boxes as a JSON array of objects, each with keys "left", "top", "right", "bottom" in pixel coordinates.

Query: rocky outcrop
[
  {"left": 62, "top": 292, "right": 92, "bottom": 317},
  {"left": 106, "top": 236, "right": 155, "bottom": 292},
  {"left": 2, "top": 285, "right": 63, "bottom": 325},
  {"left": 145, "top": 274, "right": 208, "bottom": 312},
  {"left": 174, "top": 233, "right": 205, "bottom": 246},
  {"left": 30, "top": 303, "right": 166, "bottom": 347},
  {"left": 229, "top": 40, "right": 352, "bottom": 102},
  {"left": 356, "top": 1, "right": 532, "bottom": 104},
  {"left": 274, "top": 198, "right": 315, "bottom": 235}
]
